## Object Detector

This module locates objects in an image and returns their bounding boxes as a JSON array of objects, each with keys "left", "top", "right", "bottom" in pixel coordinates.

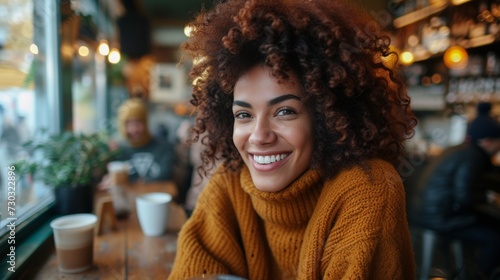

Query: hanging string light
[
  {"left": 400, "top": 51, "right": 414, "bottom": 65},
  {"left": 96, "top": 0, "right": 110, "bottom": 56},
  {"left": 78, "top": 45, "right": 90, "bottom": 57},
  {"left": 98, "top": 39, "right": 110, "bottom": 56},
  {"left": 108, "top": 48, "right": 121, "bottom": 64},
  {"left": 30, "top": 43, "right": 39, "bottom": 55},
  {"left": 184, "top": 24, "right": 193, "bottom": 37}
]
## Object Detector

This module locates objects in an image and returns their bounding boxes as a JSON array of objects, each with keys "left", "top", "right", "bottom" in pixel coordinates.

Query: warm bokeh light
[
  {"left": 78, "top": 45, "right": 90, "bottom": 57},
  {"left": 174, "top": 103, "right": 189, "bottom": 116},
  {"left": 431, "top": 73, "right": 442, "bottom": 84},
  {"left": 29, "top": 43, "right": 39, "bottom": 55},
  {"left": 407, "top": 35, "right": 419, "bottom": 47},
  {"left": 61, "top": 44, "right": 74, "bottom": 58},
  {"left": 400, "top": 51, "right": 414, "bottom": 65},
  {"left": 108, "top": 48, "right": 121, "bottom": 64},
  {"left": 451, "top": 0, "right": 471, "bottom": 5},
  {"left": 443, "top": 46, "right": 468, "bottom": 69},
  {"left": 98, "top": 40, "right": 110, "bottom": 56},
  {"left": 421, "top": 76, "right": 432, "bottom": 86},
  {"left": 184, "top": 25, "right": 193, "bottom": 37}
]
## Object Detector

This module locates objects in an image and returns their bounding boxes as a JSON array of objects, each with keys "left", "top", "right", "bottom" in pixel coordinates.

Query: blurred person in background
[
  {"left": 16, "top": 115, "right": 31, "bottom": 145},
  {"left": 100, "top": 98, "right": 175, "bottom": 187},
  {"left": 0, "top": 117, "right": 20, "bottom": 157},
  {"left": 410, "top": 102, "right": 500, "bottom": 278}
]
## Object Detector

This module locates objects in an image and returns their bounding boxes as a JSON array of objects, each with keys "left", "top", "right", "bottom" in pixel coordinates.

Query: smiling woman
[
  {"left": 232, "top": 66, "right": 313, "bottom": 192},
  {"left": 169, "top": 0, "right": 417, "bottom": 279}
]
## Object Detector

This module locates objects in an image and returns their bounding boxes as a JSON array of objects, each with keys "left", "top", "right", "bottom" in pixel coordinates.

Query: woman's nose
[{"left": 248, "top": 118, "right": 277, "bottom": 145}]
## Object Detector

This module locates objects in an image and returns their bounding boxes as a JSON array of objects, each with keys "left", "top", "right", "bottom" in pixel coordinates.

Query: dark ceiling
[
  {"left": 141, "top": 0, "right": 216, "bottom": 23},
  {"left": 133, "top": 0, "right": 387, "bottom": 24},
  {"left": 117, "top": 0, "right": 388, "bottom": 61}
]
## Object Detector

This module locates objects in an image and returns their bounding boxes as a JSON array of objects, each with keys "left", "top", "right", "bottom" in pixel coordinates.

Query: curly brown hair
[{"left": 182, "top": 0, "right": 417, "bottom": 180}]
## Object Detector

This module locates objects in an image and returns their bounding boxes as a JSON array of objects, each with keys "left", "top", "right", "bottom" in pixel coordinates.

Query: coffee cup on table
[
  {"left": 136, "top": 192, "right": 172, "bottom": 236},
  {"left": 50, "top": 214, "right": 97, "bottom": 273},
  {"left": 107, "top": 161, "right": 130, "bottom": 186}
]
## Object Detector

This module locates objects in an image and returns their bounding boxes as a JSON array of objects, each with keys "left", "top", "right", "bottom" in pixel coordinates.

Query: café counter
[{"left": 25, "top": 181, "right": 185, "bottom": 279}]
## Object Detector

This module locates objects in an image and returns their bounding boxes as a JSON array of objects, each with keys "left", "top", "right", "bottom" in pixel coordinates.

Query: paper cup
[
  {"left": 50, "top": 214, "right": 97, "bottom": 273},
  {"left": 107, "top": 161, "right": 130, "bottom": 185}
]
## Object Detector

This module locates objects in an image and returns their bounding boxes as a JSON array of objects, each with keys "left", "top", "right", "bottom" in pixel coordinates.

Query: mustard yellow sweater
[{"left": 169, "top": 159, "right": 415, "bottom": 279}]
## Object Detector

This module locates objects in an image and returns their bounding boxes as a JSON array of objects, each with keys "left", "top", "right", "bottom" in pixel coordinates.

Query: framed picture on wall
[{"left": 150, "top": 63, "right": 188, "bottom": 103}]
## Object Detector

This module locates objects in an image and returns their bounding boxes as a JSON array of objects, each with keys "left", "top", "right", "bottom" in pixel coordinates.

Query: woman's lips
[
  {"left": 252, "top": 153, "right": 289, "bottom": 164},
  {"left": 250, "top": 153, "right": 290, "bottom": 172}
]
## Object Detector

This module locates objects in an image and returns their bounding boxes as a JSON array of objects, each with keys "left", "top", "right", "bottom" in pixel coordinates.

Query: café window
[{"left": 0, "top": 0, "right": 60, "bottom": 235}]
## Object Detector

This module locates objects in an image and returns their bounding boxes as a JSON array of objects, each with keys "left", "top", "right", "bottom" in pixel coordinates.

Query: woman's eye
[
  {"left": 276, "top": 108, "right": 296, "bottom": 116},
  {"left": 234, "top": 112, "right": 252, "bottom": 119}
]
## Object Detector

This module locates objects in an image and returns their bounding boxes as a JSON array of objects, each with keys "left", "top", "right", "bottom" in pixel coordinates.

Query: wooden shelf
[
  {"left": 410, "top": 35, "right": 498, "bottom": 63},
  {"left": 396, "top": 0, "right": 500, "bottom": 112},
  {"left": 463, "top": 34, "right": 496, "bottom": 48},
  {"left": 393, "top": 1, "right": 449, "bottom": 28},
  {"left": 413, "top": 49, "right": 433, "bottom": 62},
  {"left": 409, "top": 85, "right": 446, "bottom": 111}
]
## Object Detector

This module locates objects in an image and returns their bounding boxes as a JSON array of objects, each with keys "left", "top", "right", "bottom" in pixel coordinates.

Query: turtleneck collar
[{"left": 239, "top": 166, "right": 323, "bottom": 227}]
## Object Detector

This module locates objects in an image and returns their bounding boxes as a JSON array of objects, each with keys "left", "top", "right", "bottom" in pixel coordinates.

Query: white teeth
[{"left": 253, "top": 154, "right": 288, "bottom": 164}]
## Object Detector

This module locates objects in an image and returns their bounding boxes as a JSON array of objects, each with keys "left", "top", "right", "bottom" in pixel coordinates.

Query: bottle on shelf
[
  {"left": 397, "top": 0, "right": 500, "bottom": 111},
  {"left": 422, "top": 17, "right": 450, "bottom": 54},
  {"left": 485, "top": 51, "right": 499, "bottom": 74}
]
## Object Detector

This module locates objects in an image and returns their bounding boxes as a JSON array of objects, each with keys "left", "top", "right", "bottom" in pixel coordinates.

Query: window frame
[{"left": 0, "top": 1, "right": 62, "bottom": 278}]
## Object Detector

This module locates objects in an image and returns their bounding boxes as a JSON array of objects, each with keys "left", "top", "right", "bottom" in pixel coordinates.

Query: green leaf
[{"left": 12, "top": 131, "right": 118, "bottom": 188}]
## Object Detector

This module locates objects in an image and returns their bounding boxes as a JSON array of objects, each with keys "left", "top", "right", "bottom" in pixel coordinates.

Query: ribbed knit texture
[{"left": 169, "top": 159, "right": 415, "bottom": 279}]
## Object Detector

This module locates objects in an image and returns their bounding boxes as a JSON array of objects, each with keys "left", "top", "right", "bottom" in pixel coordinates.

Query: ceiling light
[
  {"left": 30, "top": 43, "right": 38, "bottom": 55},
  {"left": 443, "top": 46, "right": 468, "bottom": 69},
  {"left": 98, "top": 40, "right": 110, "bottom": 56},
  {"left": 108, "top": 48, "right": 121, "bottom": 64},
  {"left": 401, "top": 51, "right": 414, "bottom": 65},
  {"left": 451, "top": 0, "right": 471, "bottom": 5},
  {"left": 184, "top": 25, "right": 193, "bottom": 37},
  {"left": 78, "top": 45, "right": 89, "bottom": 57}
]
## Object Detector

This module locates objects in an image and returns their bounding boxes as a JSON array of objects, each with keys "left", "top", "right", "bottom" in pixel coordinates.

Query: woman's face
[{"left": 233, "top": 66, "right": 314, "bottom": 192}]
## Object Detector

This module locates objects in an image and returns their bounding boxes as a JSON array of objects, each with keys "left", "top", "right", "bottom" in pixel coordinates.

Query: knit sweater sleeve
[
  {"left": 303, "top": 160, "right": 415, "bottom": 279},
  {"left": 168, "top": 168, "right": 248, "bottom": 280}
]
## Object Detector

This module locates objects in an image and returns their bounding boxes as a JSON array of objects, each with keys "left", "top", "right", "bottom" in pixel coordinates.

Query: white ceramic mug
[
  {"left": 136, "top": 192, "right": 172, "bottom": 236},
  {"left": 50, "top": 214, "right": 97, "bottom": 273}
]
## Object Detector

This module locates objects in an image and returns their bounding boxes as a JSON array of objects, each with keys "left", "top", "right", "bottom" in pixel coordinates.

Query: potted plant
[{"left": 15, "top": 131, "right": 117, "bottom": 214}]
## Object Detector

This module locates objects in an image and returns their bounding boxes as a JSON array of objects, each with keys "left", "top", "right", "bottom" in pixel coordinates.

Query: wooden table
[{"left": 33, "top": 181, "right": 186, "bottom": 279}]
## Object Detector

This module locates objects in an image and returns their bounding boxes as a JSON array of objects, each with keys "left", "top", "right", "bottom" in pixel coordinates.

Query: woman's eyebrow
[
  {"left": 233, "top": 94, "right": 301, "bottom": 108},
  {"left": 268, "top": 94, "right": 301, "bottom": 106},
  {"left": 233, "top": 100, "right": 251, "bottom": 108}
]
